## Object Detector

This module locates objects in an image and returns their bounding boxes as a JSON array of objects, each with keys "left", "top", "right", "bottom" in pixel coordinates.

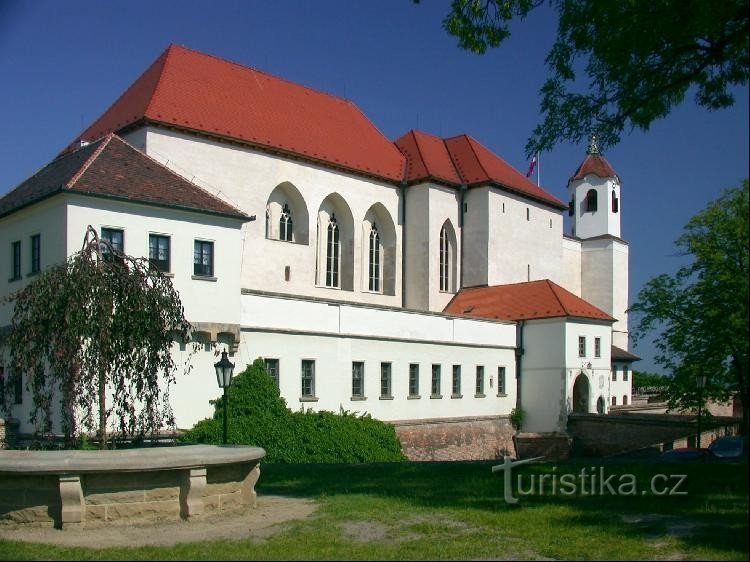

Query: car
[
  {"left": 708, "top": 436, "right": 748, "bottom": 459},
  {"left": 659, "top": 447, "right": 717, "bottom": 461}
]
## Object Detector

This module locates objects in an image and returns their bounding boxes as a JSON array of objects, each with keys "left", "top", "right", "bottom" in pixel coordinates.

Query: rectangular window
[
  {"left": 101, "top": 227, "right": 124, "bottom": 253},
  {"left": 352, "top": 361, "right": 364, "bottom": 398},
  {"left": 264, "top": 358, "right": 279, "bottom": 388},
  {"left": 149, "top": 234, "right": 170, "bottom": 273},
  {"left": 11, "top": 240, "right": 21, "bottom": 280},
  {"left": 475, "top": 366, "right": 485, "bottom": 396},
  {"left": 578, "top": 336, "right": 586, "bottom": 357},
  {"left": 611, "top": 368, "right": 617, "bottom": 382},
  {"left": 380, "top": 362, "right": 392, "bottom": 398},
  {"left": 497, "top": 366, "right": 506, "bottom": 395},
  {"left": 13, "top": 369, "right": 22, "bottom": 405},
  {"left": 431, "top": 364, "right": 441, "bottom": 397},
  {"left": 623, "top": 366, "right": 629, "bottom": 381},
  {"left": 301, "top": 360, "right": 315, "bottom": 398},
  {"left": 594, "top": 337, "right": 601, "bottom": 358},
  {"left": 452, "top": 365, "right": 461, "bottom": 396},
  {"left": 194, "top": 240, "right": 214, "bottom": 277},
  {"left": 408, "top": 363, "right": 419, "bottom": 397},
  {"left": 30, "top": 234, "right": 40, "bottom": 274}
]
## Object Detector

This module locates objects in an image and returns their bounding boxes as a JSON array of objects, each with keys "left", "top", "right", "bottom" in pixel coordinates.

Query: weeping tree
[{"left": 0, "top": 226, "right": 193, "bottom": 448}]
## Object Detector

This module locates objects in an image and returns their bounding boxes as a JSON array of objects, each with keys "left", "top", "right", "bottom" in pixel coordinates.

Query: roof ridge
[
  {"left": 143, "top": 44, "right": 175, "bottom": 117},
  {"left": 67, "top": 135, "right": 113, "bottom": 188},
  {"left": 442, "top": 135, "right": 466, "bottom": 186},
  {"left": 410, "top": 130, "right": 430, "bottom": 180},
  {"left": 545, "top": 279, "right": 569, "bottom": 315},
  {"left": 461, "top": 134, "right": 491, "bottom": 184},
  {"left": 345, "top": 100, "right": 406, "bottom": 164}
]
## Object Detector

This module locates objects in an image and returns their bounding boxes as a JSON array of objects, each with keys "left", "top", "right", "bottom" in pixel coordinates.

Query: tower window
[
  {"left": 585, "top": 189, "right": 598, "bottom": 212},
  {"left": 612, "top": 190, "right": 619, "bottom": 213}
]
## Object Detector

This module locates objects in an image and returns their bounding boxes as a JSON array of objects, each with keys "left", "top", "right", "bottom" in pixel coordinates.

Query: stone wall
[
  {"left": 392, "top": 415, "right": 515, "bottom": 461},
  {"left": 568, "top": 413, "right": 740, "bottom": 457}
]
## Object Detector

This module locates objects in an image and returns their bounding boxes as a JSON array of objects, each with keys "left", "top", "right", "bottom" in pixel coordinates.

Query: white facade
[{"left": 1, "top": 120, "right": 634, "bottom": 438}]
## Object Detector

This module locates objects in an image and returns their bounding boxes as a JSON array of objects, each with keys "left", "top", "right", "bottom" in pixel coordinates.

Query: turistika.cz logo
[{"left": 492, "top": 456, "right": 688, "bottom": 505}]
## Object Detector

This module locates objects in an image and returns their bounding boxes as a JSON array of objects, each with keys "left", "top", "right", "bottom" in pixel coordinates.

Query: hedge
[{"left": 180, "top": 358, "right": 406, "bottom": 463}]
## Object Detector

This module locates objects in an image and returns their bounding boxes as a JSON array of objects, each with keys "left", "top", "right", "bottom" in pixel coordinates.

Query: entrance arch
[{"left": 572, "top": 374, "right": 590, "bottom": 413}]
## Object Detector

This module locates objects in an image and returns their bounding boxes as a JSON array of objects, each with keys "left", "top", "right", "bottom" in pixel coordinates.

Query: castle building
[{"left": 0, "top": 45, "right": 637, "bottom": 458}]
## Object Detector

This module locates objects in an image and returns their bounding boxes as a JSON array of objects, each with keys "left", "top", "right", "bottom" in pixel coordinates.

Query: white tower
[{"left": 568, "top": 134, "right": 630, "bottom": 350}]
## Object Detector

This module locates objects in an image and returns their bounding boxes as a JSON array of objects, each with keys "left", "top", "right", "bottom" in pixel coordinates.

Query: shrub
[
  {"left": 509, "top": 407, "right": 525, "bottom": 430},
  {"left": 181, "top": 358, "right": 406, "bottom": 463}
]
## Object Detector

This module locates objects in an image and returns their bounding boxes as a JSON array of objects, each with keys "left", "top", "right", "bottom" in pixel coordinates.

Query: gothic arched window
[
  {"left": 325, "top": 214, "right": 340, "bottom": 287},
  {"left": 585, "top": 189, "right": 598, "bottom": 212},
  {"left": 439, "top": 224, "right": 451, "bottom": 292},
  {"left": 279, "top": 203, "right": 293, "bottom": 242},
  {"left": 368, "top": 223, "right": 380, "bottom": 292}
]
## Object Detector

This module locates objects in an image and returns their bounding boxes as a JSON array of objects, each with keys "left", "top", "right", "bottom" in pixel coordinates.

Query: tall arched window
[
  {"left": 611, "top": 190, "right": 619, "bottom": 213},
  {"left": 326, "top": 214, "right": 340, "bottom": 287},
  {"left": 440, "top": 225, "right": 450, "bottom": 292},
  {"left": 368, "top": 223, "right": 380, "bottom": 292},
  {"left": 585, "top": 189, "right": 598, "bottom": 212},
  {"left": 279, "top": 203, "right": 293, "bottom": 242}
]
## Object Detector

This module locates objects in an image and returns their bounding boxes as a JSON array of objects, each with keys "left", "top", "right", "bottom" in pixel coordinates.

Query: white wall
[
  {"left": 564, "top": 319, "right": 614, "bottom": 417},
  {"left": 486, "top": 189, "right": 564, "bottom": 286},
  {"left": 462, "top": 186, "right": 489, "bottom": 287},
  {"left": 65, "top": 194, "right": 245, "bottom": 327},
  {"left": 609, "top": 363, "right": 633, "bottom": 406},
  {"left": 560, "top": 236, "right": 582, "bottom": 296},
  {"left": 137, "top": 127, "right": 403, "bottom": 308},
  {"left": 0, "top": 196, "right": 68, "bottom": 326}
]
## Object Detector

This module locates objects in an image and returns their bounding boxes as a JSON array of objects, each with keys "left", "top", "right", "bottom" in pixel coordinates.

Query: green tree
[
  {"left": 431, "top": 0, "right": 749, "bottom": 155},
  {"left": 0, "top": 226, "right": 193, "bottom": 448},
  {"left": 630, "top": 181, "right": 749, "bottom": 432}
]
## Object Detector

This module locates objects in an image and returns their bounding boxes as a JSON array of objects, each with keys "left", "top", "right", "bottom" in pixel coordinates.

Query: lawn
[{"left": 1, "top": 458, "right": 747, "bottom": 560}]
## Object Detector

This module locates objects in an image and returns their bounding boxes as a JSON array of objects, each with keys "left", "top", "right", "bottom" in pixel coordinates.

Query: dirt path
[{"left": 0, "top": 495, "right": 319, "bottom": 548}]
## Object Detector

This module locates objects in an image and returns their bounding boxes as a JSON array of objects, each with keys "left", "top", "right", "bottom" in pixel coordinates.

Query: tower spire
[{"left": 587, "top": 132, "right": 600, "bottom": 155}]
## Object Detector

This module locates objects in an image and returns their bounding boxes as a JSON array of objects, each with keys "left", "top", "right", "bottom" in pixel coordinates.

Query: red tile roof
[
  {"left": 395, "top": 130, "right": 463, "bottom": 185},
  {"left": 394, "top": 130, "right": 566, "bottom": 209},
  {"left": 0, "top": 134, "right": 249, "bottom": 220},
  {"left": 64, "top": 44, "right": 406, "bottom": 183},
  {"left": 570, "top": 154, "right": 619, "bottom": 182},
  {"left": 444, "top": 279, "right": 615, "bottom": 322}
]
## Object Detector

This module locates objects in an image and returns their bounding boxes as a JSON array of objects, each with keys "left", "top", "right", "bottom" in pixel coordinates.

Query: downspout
[
  {"left": 459, "top": 184, "right": 467, "bottom": 289},
  {"left": 400, "top": 180, "right": 407, "bottom": 309},
  {"left": 515, "top": 320, "right": 525, "bottom": 413}
]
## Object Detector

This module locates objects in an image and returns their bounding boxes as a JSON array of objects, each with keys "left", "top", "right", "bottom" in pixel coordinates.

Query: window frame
[
  {"left": 193, "top": 239, "right": 215, "bottom": 277},
  {"left": 431, "top": 364, "right": 442, "bottom": 398},
  {"left": 101, "top": 227, "right": 124, "bottom": 261},
  {"left": 325, "top": 214, "right": 340, "bottom": 288},
  {"left": 578, "top": 336, "right": 586, "bottom": 358},
  {"left": 408, "top": 363, "right": 420, "bottom": 398},
  {"left": 10, "top": 240, "right": 21, "bottom": 281},
  {"left": 279, "top": 202, "right": 294, "bottom": 242},
  {"left": 380, "top": 362, "right": 392, "bottom": 399},
  {"left": 439, "top": 225, "right": 450, "bottom": 292},
  {"left": 475, "top": 365, "right": 485, "bottom": 397},
  {"left": 352, "top": 361, "right": 365, "bottom": 399},
  {"left": 148, "top": 233, "right": 171, "bottom": 273},
  {"left": 451, "top": 364, "right": 462, "bottom": 397},
  {"left": 264, "top": 358, "right": 280, "bottom": 388},
  {"left": 594, "top": 337, "right": 601, "bottom": 358},
  {"left": 585, "top": 188, "right": 598, "bottom": 212},
  {"left": 497, "top": 366, "right": 507, "bottom": 396},
  {"left": 368, "top": 222, "right": 381, "bottom": 293},
  {"left": 30, "top": 234, "right": 40, "bottom": 274},
  {"left": 300, "top": 359, "right": 316, "bottom": 399}
]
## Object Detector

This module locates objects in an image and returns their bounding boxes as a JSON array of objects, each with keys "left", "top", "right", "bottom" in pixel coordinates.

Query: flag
[{"left": 525, "top": 153, "right": 538, "bottom": 178}]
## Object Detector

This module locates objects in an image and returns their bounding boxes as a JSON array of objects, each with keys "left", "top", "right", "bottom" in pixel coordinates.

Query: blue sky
[{"left": 1, "top": 1, "right": 747, "bottom": 372}]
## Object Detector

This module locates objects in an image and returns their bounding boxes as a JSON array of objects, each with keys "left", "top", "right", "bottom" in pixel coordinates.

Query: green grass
[{"left": 1, "top": 459, "right": 747, "bottom": 560}]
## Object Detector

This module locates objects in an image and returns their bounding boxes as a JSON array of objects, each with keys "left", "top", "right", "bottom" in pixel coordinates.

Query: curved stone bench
[{"left": 0, "top": 444, "right": 265, "bottom": 529}]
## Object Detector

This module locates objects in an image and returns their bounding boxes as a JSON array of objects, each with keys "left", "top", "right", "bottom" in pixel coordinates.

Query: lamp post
[
  {"left": 695, "top": 373, "right": 707, "bottom": 448},
  {"left": 214, "top": 349, "right": 235, "bottom": 445}
]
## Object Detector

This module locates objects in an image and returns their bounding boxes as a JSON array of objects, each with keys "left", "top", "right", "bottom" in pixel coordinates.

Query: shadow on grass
[{"left": 258, "top": 458, "right": 749, "bottom": 558}]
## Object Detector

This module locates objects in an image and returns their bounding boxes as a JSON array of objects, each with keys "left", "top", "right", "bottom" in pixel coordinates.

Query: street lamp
[
  {"left": 695, "top": 373, "right": 708, "bottom": 448},
  {"left": 214, "top": 349, "right": 235, "bottom": 445}
]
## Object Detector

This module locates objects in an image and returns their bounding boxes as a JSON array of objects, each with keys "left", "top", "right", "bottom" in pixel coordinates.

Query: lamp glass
[{"left": 214, "top": 350, "right": 235, "bottom": 389}]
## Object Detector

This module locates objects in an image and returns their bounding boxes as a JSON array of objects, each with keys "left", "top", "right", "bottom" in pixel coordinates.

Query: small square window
[
  {"left": 264, "top": 358, "right": 279, "bottom": 388},
  {"left": 578, "top": 336, "right": 586, "bottom": 358},
  {"left": 194, "top": 240, "right": 214, "bottom": 277},
  {"left": 149, "top": 234, "right": 170, "bottom": 273},
  {"left": 352, "top": 361, "right": 364, "bottom": 398}
]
